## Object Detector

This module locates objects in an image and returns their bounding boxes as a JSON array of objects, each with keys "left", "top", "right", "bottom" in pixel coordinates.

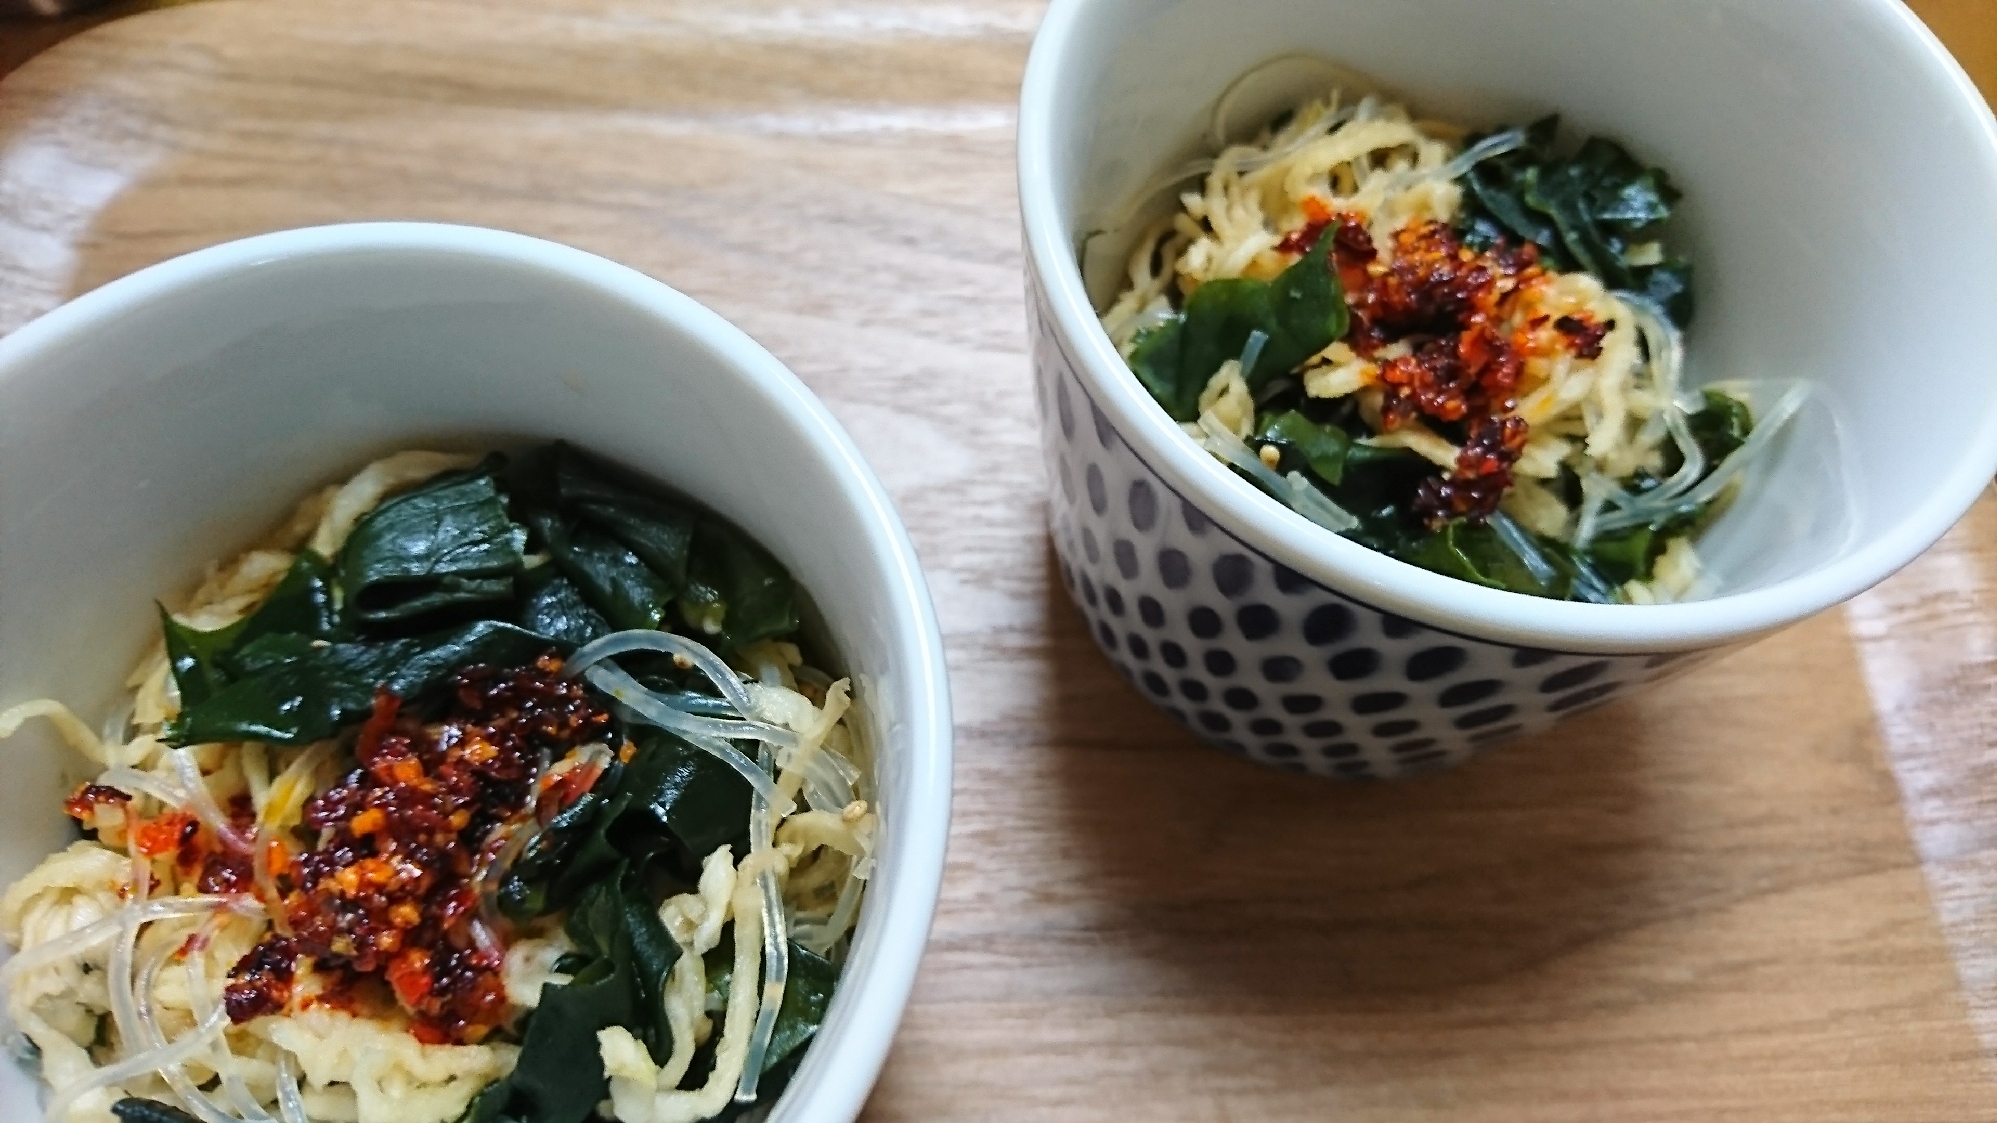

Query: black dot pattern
[
  {"left": 1438, "top": 679, "right": 1503, "bottom": 708},
  {"left": 1274, "top": 564, "right": 1312, "bottom": 594},
  {"left": 1329, "top": 648, "right": 1381, "bottom": 681},
  {"left": 1406, "top": 646, "right": 1468, "bottom": 682},
  {"left": 1540, "top": 661, "right": 1610, "bottom": 693},
  {"left": 1261, "top": 656, "right": 1303, "bottom": 683},
  {"left": 1455, "top": 704, "right": 1516, "bottom": 729},
  {"left": 1113, "top": 539, "right": 1139, "bottom": 580},
  {"left": 1351, "top": 692, "right": 1408, "bottom": 715},
  {"left": 1129, "top": 481, "right": 1159, "bottom": 531},
  {"left": 1223, "top": 687, "right": 1260, "bottom": 711},
  {"left": 1029, "top": 284, "right": 1690, "bottom": 779},
  {"left": 1304, "top": 604, "right": 1356, "bottom": 646},
  {"left": 1214, "top": 555, "right": 1254, "bottom": 597},
  {"left": 1550, "top": 682, "right": 1621, "bottom": 712},
  {"left": 1236, "top": 604, "right": 1280, "bottom": 641},
  {"left": 1091, "top": 401, "right": 1117, "bottom": 449}
]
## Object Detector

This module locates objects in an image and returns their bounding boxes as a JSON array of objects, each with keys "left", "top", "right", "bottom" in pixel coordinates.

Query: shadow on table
[
  {"left": 0, "top": 1, "right": 200, "bottom": 79},
  {"left": 1037, "top": 545, "right": 1664, "bottom": 1010}
]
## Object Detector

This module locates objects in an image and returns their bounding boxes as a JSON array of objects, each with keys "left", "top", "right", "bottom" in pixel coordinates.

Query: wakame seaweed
[
  {"left": 162, "top": 444, "right": 800, "bottom": 746},
  {"left": 110, "top": 1100, "right": 203, "bottom": 1123},
  {"left": 529, "top": 509, "right": 681, "bottom": 634},
  {"left": 1130, "top": 232, "right": 1348, "bottom": 421},
  {"left": 160, "top": 550, "right": 341, "bottom": 712},
  {"left": 500, "top": 728, "right": 754, "bottom": 920},
  {"left": 555, "top": 444, "right": 698, "bottom": 590},
  {"left": 339, "top": 457, "right": 529, "bottom": 625},
  {"left": 468, "top": 865, "right": 681, "bottom": 1123},
  {"left": 467, "top": 935, "right": 835, "bottom": 1123},
  {"left": 1458, "top": 116, "right": 1694, "bottom": 326}
]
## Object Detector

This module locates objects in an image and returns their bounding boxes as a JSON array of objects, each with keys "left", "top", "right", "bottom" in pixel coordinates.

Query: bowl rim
[
  {"left": 0, "top": 221, "right": 953, "bottom": 1123},
  {"left": 1016, "top": 0, "right": 1997, "bottom": 653}
]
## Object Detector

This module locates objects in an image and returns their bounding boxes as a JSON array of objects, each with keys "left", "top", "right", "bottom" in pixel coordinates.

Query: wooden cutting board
[{"left": 3, "top": 2, "right": 1995, "bottom": 1118}]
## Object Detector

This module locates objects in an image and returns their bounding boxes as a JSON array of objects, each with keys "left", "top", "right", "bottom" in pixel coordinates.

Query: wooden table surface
[{"left": 4, "top": 2, "right": 1996, "bottom": 1119}]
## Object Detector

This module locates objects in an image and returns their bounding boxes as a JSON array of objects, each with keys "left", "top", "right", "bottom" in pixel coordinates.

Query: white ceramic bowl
[
  {"left": 0, "top": 223, "right": 952, "bottom": 1121},
  {"left": 1019, "top": 0, "right": 1997, "bottom": 777}
]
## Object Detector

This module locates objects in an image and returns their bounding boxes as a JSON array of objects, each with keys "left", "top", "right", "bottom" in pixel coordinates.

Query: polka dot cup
[
  {"left": 1018, "top": 0, "right": 1997, "bottom": 777},
  {"left": 1033, "top": 294, "right": 1709, "bottom": 777}
]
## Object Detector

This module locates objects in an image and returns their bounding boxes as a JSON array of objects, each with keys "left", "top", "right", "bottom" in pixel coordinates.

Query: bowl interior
[
  {"left": 0, "top": 225, "right": 948, "bottom": 1122},
  {"left": 1035, "top": 0, "right": 1997, "bottom": 604}
]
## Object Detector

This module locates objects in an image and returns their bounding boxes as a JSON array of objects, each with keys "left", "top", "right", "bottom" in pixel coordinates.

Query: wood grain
[{"left": 2, "top": 2, "right": 1994, "bottom": 1118}]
